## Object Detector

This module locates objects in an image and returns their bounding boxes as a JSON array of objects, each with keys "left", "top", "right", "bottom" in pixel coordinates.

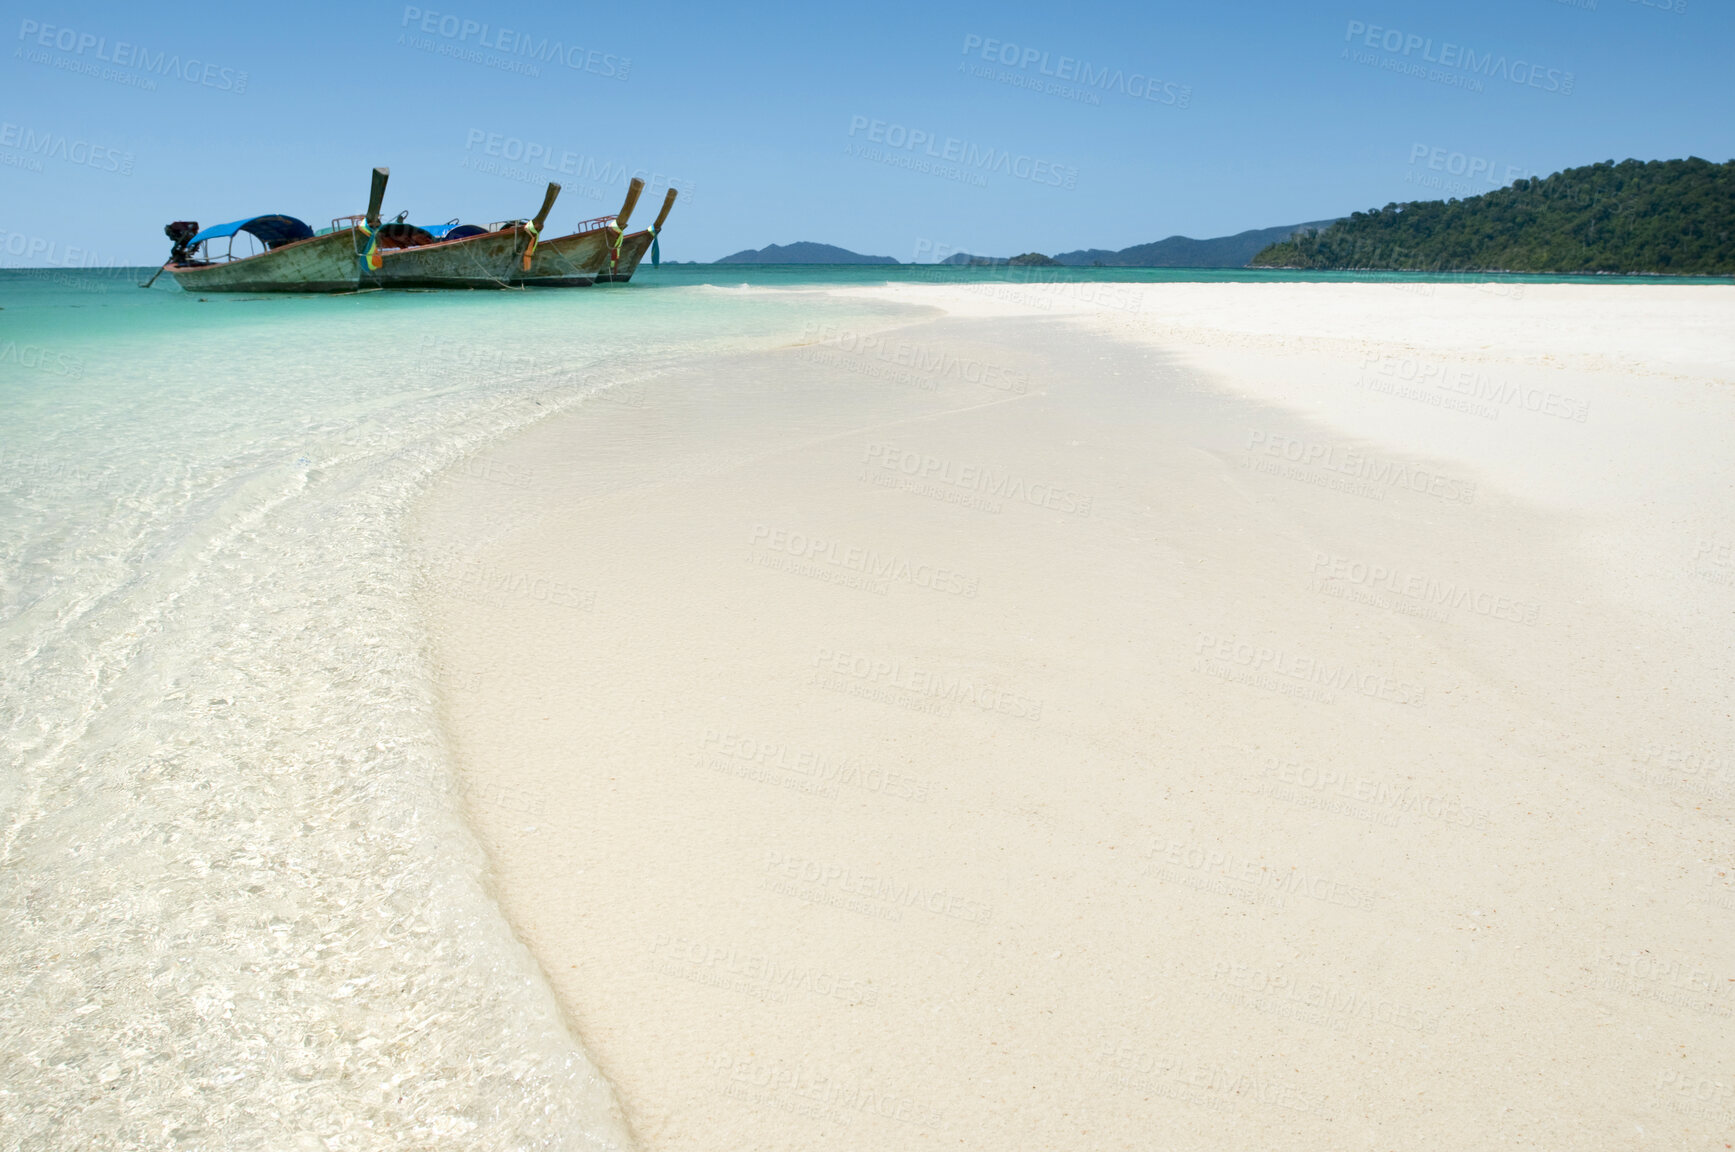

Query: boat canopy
[
  {"left": 424, "top": 223, "right": 489, "bottom": 240},
  {"left": 190, "top": 215, "right": 315, "bottom": 248}
]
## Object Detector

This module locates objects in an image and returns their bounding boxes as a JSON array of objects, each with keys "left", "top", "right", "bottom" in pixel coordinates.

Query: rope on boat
[
  {"left": 608, "top": 220, "right": 626, "bottom": 276},
  {"left": 357, "top": 221, "right": 383, "bottom": 271},
  {"left": 520, "top": 220, "right": 541, "bottom": 272}
]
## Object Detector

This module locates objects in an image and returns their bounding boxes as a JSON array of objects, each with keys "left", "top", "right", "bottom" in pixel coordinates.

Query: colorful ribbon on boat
[
  {"left": 608, "top": 219, "right": 625, "bottom": 274},
  {"left": 649, "top": 226, "right": 660, "bottom": 267},
  {"left": 357, "top": 219, "right": 382, "bottom": 271},
  {"left": 519, "top": 220, "right": 541, "bottom": 272}
]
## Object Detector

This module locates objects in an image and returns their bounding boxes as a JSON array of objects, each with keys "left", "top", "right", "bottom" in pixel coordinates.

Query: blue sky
[{"left": 2, "top": 0, "right": 1730, "bottom": 264}]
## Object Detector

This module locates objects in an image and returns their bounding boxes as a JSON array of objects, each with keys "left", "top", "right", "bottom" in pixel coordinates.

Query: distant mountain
[
  {"left": 717, "top": 241, "right": 897, "bottom": 264},
  {"left": 1052, "top": 221, "right": 1340, "bottom": 267},
  {"left": 710, "top": 223, "right": 1345, "bottom": 269},
  {"left": 939, "top": 252, "right": 1060, "bottom": 266},
  {"left": 1251, "top": 158, "right": 1735, "bottom": 275}
]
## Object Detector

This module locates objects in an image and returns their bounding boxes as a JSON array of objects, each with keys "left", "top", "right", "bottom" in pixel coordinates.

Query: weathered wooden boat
[
  {"left": 157, "top": 168, "right": 391, "bottom": 293},
  {"left": 152, "top": 166, "right": 676, "bottom": 293},
  {"left": 365, "top": 183, "right": 564, "bottom": 289},
  {"left": 598, "top": 188, "right": 678, "bottom": 283},
  {"left": 509, "top": 179, "right": 645, "bottom": 287}
]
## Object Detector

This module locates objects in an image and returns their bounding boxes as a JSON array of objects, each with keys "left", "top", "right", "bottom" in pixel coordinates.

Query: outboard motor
[{"left": 165, "top": 221, "right": 199, "bottom": 265}]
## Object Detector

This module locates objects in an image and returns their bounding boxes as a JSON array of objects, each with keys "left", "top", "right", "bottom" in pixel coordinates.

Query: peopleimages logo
[
  {"left": 0, "top": 340, "right": 84, "bottom": 379},
  {"left": 16, "top": 19, "right": 248, "bottom": 92},
  {"left": 1407, "top": 144, "right": 1535, "bottom": 189},
  {"left": 1244, "top": 430, "right": 1478, "bottom": 505},
  {"left": 0, "top": 122, "right": 133, "bottom": 175},
  {"left": 862, "top": 442, "right": 1092, "bottom": 516},
  {"left": 0, "top": 228, "right": 122, "bottom": 268},
  {"left": 961, "top": 34, "right": 1191, "bottom": 107},
  {"left": 399, "top": 7, "right": 629, "bottom": 79},
  {"left": 1193, "top": 631, "right": 1426, "bottom": 708},
  {"left": 750, "top": 524, "right": 979, "bottom": 598},
  {"left": 464, "top": 130, "right": 631, "bottom": 183},
  {"left": 1343, "top": 20, "right": 1575, "bottom": 95},
  {"left": 846, "top": 115, "right": 1077, "bottom": 188}
]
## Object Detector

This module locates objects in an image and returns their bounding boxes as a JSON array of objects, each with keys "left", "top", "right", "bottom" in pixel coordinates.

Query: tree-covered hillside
[{"left": 1250, "top": 158, "right": 1734, "bottom": 275}]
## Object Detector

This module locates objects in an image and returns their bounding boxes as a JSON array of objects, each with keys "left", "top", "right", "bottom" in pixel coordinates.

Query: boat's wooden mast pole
[
  {"left": 522, "top": 182, "right": 562, "bottom": 271},
  {"left": 647, "top": 188, "right": 678, "bottom": 266},
  {"left": 609, "top": 178, "right": 646, "bottom": 276},
  {"left": 652, "top": 188, "right": 677, "bottom": 232},
  {"left": 615, "top": 178, "right": 646, "bottom": 231},
  {"left": 366, "top": 168, "right": 389, "bottom": 229},
  {"left": 357, "top": 167, "right": 391, "bottom": 275}
]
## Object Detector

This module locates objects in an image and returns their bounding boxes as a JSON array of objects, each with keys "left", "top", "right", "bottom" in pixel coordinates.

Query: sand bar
[{"left": 414, "top": 283, "right": 1735, "bottom": 1149}]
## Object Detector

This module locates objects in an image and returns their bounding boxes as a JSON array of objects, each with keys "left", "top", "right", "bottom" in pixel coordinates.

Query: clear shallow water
[{"left": 0, "top": 273, "right": 917, "bottom": 1150}]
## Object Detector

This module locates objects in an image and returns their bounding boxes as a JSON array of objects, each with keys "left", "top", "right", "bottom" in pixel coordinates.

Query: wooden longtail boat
[
  {"left": 598, "top": 187, "right": 678, "bottom": 283},
  {"left": 159, "top": 168, "right": 391, "bottom": 293},
  {"left": 367, "top": 183, "right": 564, "bottom": 289},
  {"left": 153, "top": 166, "right": 676, "bottom": 293},
  {"left": 510, "top": 179, "right": 645, "bottom": 287}
]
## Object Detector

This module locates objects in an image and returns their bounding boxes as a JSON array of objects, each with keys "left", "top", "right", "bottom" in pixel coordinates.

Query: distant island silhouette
[{"left": 713, "top": 222, "right": 1336, "bottom": 267}]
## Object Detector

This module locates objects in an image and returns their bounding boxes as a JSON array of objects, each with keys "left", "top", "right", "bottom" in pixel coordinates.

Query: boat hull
[
  {"left": 597, "top": 230, "right": 655, "bottom": 283},
  {"left": 368, "top": 229, "right": 528, "bottom": 289},
  {"left": 162, "top": 216, "right": 647, "bottom": 292},
  {"left": 510, "top": 226, "right": 608, "bottom": 287},
  {"left": 165, "top": 228, "right": 363, "bottom": 293}
]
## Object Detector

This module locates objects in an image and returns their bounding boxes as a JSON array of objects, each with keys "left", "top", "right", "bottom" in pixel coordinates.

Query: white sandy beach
[{"left": 412, "top": 282, "right": 1735, "bottom": 1150}]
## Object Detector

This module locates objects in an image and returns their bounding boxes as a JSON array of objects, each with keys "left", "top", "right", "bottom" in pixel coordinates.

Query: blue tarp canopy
[
  {"left": 190, "top": 215, "right": 315, "bottom": 248},
  {"left": 423, "top": 223, "right": 488, "bottom": 240}
]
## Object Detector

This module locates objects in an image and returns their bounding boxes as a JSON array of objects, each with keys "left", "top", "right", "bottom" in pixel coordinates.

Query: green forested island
[{"left": 1250, "top": 158, "right": 1734, "bottom": 275}]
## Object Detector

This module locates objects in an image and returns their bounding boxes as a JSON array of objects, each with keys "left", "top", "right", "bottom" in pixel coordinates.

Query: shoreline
[{"left": 0, "top": 278, "right": 932, "bottom": 1152}]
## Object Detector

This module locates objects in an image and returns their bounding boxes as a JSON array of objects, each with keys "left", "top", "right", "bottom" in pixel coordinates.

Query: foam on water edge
[{"left": 0, "top": 277, "right": 917, "bottom": 1149}]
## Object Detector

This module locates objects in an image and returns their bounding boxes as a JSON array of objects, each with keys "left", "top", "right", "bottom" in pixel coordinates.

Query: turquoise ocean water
[{"left": 0, "top": 263, "right": 1720, "bottom": 1148}]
